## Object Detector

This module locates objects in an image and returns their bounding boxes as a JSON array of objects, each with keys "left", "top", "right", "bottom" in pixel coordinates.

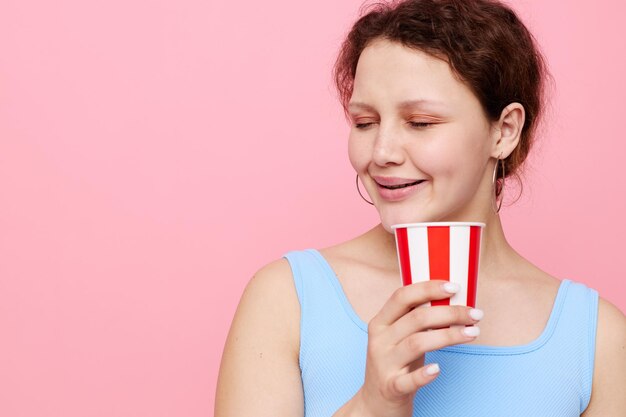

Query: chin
[
  {"left": 378, "top": 208, "right": 435, "bottom": 234},
  {"left": 378, "top": 203, "right": 473, "bottom": 233}
]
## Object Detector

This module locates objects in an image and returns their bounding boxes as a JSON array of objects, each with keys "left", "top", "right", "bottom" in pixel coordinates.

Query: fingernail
[
  {"left": 469, "top": 308, "right": 484, "bottom": 320},
  {"left": 463, "top": 326, "right": 480, "bottom": 337},
  {"left": 424, "top": 363, "right": 440, "bottom": 376},
  {"left": 442, "top": 282, "right": 459, "bottom": 293}
]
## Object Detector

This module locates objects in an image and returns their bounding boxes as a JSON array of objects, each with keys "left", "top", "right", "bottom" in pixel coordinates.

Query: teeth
[{"left": 383, "top": 180, "right": 422, "bottom": 190}]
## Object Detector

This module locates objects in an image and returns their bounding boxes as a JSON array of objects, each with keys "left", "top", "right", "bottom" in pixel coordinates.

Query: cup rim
[{"left": 391, "top": 222, "right": 486, "bottom": 229}]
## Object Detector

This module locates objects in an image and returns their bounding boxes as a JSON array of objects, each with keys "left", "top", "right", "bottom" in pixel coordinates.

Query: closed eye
[
  {"left": 354, "top": 121, "right": 435, "bottom": 129},
  {"left": 409, "top": 121, "right": 435, "bottom": 128}
]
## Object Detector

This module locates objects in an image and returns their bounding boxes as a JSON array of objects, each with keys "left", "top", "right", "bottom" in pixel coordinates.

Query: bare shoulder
[
  {"left": 581, "top": 296, "right": 626, "bottom": 416},
  {"left": 227, "top": 258, "right": 301, "bottom": 361},
  {"left": 215, "top": 258, "right": 303, "bottom": 417},
  {"left": 256, "top": 258, "right": 298, "bottom": 324}
]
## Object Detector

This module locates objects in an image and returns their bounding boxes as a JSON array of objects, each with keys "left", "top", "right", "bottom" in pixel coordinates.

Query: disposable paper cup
[{"left": 392, "top": 222, "right": 485, "bottom": 308}]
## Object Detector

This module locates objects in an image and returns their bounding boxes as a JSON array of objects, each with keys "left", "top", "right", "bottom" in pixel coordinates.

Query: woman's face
[{"left": 348, "top": 39, "right": 499, "bottom": 232}]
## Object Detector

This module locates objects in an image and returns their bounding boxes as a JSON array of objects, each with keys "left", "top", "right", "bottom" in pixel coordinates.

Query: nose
[{"left": 372, "top": 122, "right": 405, "bottom": 167}]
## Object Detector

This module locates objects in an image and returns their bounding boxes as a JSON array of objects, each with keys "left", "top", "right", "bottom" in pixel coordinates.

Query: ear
[{"left": 489, "top": 102, "right": 525, "bottom": 159}]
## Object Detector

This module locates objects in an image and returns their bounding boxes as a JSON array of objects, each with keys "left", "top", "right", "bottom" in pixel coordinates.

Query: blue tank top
[{"left": 283, "top": 249, "right": 599, "bottom": 417}]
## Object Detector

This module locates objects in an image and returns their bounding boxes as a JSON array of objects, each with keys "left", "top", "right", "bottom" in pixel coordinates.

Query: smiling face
[{"left": 348, "top": 38, "right": 500, "bottom": 232}]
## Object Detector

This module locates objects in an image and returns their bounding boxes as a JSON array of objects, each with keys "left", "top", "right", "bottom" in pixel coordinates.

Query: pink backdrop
[{"left": 1, "top": 0, "right": 624, "bottom": 415}]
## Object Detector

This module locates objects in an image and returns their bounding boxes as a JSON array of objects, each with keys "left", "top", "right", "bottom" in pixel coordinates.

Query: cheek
[
  {"left": 404, "top": 141, "right": 454, "bottom": 177},
  {"left": 423, "top": 129, "right": 488, "bottom": 176},
  {"left": 437, "top": 154, "right": 482, "bottom": 184},
  {"left": 347, "top": 135, "right": 369, "bottom": 172}
]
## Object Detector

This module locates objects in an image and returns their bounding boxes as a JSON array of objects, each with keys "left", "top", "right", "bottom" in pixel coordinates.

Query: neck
[{"left": 474, "top": 212, "right": 518, "bottom": 281}]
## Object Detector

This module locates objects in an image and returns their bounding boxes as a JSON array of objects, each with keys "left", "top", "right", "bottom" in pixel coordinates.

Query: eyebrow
[{"left": 348, "top": 99, "right": 446, "bottom": 112}]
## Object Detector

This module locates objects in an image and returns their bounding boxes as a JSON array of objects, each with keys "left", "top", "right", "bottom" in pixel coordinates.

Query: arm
[
  {"left": 215, "top": 259, "right": 304, "bottom": 417},
  {"left": 216, "top": 266, "right": 480, "bottom": 417},
  {"left": 581, "top": 297, "right": 626, "bottom": 416}
]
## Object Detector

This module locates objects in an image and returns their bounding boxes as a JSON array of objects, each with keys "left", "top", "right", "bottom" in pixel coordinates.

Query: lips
[
  {"left": 372, "top": 176, "right": 427, "bottom": 202},
  {"left": 378, "top": 179, "right": 425, "bottom": 190},
  {"left": 373, "top": 176, "right": 426, "bottom": 188}
]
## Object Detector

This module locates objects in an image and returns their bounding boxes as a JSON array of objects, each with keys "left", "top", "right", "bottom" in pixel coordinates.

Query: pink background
[{"left": 1, "top": 0, "right": 624, "bottom": 415}]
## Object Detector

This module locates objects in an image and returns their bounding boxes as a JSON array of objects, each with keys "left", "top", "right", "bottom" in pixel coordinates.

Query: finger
[
  {"left": 373, "top": 280, "right": 460, "bottom": 328},
  {"left": 389, "top": 305, "right": 483, "bottom": 345},
  {"left": 392, "top": 363, "right": 441, "bottom": 396},
  {"left": 392, "top": 325, "right": 480, "bottom": 369}
]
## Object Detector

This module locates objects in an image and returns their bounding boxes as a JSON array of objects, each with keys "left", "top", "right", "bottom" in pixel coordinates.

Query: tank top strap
[
  {"left": 283, "top": 249, "right": 337, "bottom": 319},
  {"left": 282, "top": 249, "right": 369, "bottom": 417},
  {"left": 283, "top": 249, "right": 368, "bottom": 333},
  {"left": 549, "top": 279, "right": 599, "bottom": 411}
]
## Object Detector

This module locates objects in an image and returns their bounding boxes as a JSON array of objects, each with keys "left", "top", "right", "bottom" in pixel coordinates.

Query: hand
[{"left": 358, "top": 280, "right": 483, "bottom": 417}]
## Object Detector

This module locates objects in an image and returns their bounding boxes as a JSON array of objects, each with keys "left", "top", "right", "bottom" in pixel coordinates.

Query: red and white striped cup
[{"left": 392, "top": 222, "right": 485, "bottom": 308}]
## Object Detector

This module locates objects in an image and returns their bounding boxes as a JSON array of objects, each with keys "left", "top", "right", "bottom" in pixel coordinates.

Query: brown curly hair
[{"left": 333, "top": 0, "right": 552, "bottom": 198}]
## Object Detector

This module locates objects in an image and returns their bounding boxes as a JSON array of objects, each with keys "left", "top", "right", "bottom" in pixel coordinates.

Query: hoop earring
[
  {"left": 356, "top": 174, "right": 374, "bottom": 205},
  {"left": 492, "top": 153, "right": 506, "bottom": 214}
]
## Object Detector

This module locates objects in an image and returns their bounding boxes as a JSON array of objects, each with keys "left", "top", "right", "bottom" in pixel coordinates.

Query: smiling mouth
[{"left": 378, "top": 180, "right": 425, "bottom": 190}]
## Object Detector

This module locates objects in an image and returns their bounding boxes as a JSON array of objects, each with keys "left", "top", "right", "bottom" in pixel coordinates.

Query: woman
[{"left": 215, "top": 0, "right": 626, "bottom": 416}]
